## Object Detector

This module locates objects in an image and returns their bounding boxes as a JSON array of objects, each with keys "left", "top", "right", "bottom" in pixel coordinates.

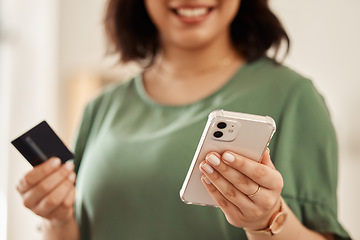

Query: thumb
[{"left": 260, "top": 148, "right": 276, "bottom": 170}]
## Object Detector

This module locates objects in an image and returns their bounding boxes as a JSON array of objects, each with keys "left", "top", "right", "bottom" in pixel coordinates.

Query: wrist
[
  {"left": 45, "top": 214, "right": 75, "bottom": 229},
  {"left": 244, "top": 197, "right": 287, "bottom": 236},
  {"left": 43, "top": 215, "right": 79, "bottom": 240}
]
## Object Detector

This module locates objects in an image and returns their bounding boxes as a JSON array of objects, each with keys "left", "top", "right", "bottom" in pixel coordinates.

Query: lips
[
  {"left": 170, "top": 5, "right": 214, "bottom": 23},
  {"left": 175, "top": 7, "right": 211, "bottom": 18}
]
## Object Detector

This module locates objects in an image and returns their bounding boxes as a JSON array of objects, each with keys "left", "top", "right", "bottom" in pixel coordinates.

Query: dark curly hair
[{"left": 104, "top": 0, "right": 290, "bottom": 65}]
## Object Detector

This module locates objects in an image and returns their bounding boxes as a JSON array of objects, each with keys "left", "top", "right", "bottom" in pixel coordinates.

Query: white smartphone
[{"left": 179, "top": 109, "right": 276, "bottom": 207}]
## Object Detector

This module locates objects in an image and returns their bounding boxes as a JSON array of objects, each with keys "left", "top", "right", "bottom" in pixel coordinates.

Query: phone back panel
[{"left": 180, "top": 110, "right": 276, "bottom": 207}]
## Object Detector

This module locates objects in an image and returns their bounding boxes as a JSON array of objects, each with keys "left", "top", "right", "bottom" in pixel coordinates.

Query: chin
[
  {"left": 169, "top": 31, "right": 219, "bottom": 50},
  {"left": 173, "top": 39, "right": 213, "bottom": 51}
]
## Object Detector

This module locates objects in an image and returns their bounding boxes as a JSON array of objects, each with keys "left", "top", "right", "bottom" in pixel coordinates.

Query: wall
[
  {"left": 1, "top": 0, "right": 59, "bottom": 240},
  {"left": 57, "top": 0, "right": 140, "bottom": 142}
]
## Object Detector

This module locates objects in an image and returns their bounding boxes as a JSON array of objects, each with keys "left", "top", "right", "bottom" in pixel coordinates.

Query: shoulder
[
  {"left": 238, "top": 58, "right": 323, "bottom": 116},
  {"left": 266, "top": 60, "right": 335, "bottom": 142},
  {"left": 261, "top": 58, "right": 328, "bottom": 107},
  {"left": 72, "top": 76, "right": 140, "bottom": 165},
  {"left": 85, "top": 76, "right": 138, "bottom": 115},
  {"left": 243, "top": 58, "right": 334, "bottom": 136},
  {"left": 237, "top": 57, "right": 317, "bottom": 106},
  {"left": 252, "top": 57, "right": 312, "bottom": 89}
]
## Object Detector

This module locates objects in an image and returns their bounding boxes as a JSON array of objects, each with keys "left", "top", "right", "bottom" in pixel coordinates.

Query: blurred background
[{"left": 0, "top": 0, "right": 359, "bottom": 239}]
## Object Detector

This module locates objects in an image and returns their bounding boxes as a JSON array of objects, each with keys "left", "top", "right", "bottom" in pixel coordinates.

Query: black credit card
[{"left": 11, "top": 121, "right": 74, "bottom": 167}]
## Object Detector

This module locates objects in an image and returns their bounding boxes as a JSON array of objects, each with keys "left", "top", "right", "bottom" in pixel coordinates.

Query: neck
[
  {"left": 142, "top": 33, "right": 245, "bottom": 105},
  {"left": 155, "top": 32, "right": 244, "bottom": 77}
]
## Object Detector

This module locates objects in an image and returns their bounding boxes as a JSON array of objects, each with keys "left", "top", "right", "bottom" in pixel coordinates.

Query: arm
[
  {"left": 245, "top": 198, "right": 335, "bottom": 240},
  {"left": 199, "top": 149, "right": 335, "bottom": 240},
  {"left": 16, "top": 158, "right": 80, "bottom": 240},
  {"left": 43, "top": 217, "right": 79, "bottom": 240}
]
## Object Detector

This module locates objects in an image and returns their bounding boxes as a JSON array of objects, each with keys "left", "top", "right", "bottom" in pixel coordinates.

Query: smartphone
[{"left": 179, "top": 109, "right": 276, "bottom": 207}]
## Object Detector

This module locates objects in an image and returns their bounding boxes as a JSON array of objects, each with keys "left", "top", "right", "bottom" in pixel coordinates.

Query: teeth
[{"left": 176, "top": 8, "right": 208, "bottom": 17}]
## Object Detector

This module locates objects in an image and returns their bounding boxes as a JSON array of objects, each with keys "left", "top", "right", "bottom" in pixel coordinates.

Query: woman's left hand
[{"left": 199, "top": 148, "right": 284, "bottom": 231}]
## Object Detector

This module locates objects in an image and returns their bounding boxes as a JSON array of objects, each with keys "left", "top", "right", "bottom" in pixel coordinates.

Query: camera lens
[
  {"left": 217, "top": 122, "right": 227, "bottom": 129},
  {"left": 213, "top": 131, "right": 223, "bottom": 138}
]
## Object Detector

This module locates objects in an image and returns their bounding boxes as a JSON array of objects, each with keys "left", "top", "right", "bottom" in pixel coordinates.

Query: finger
[
  {"left": 260, "top": 148, "right": 275, "bottom": 169},
  {"left": 222, "top": 151, "right": 283, "bottom": 190},
  {"left": 49, "top": 204, "right": 74, "bottom": 224},
  {"left": 199, "top": 162, "right": 257, "bottom": 216},
  {"left": 33, "top": 177, "right": 75, "bottom": 218},
  {"left": 201, "top": 175, "right": 243, "bottom": 215},
  {"left": 62, "top": 182, "right": 76, "bottom": 208},
  {"left": 17, "top": 158, "right": 62, "bottom": 194},
  {"left": 205, "top": 153, "right": 259, "bottom": 196},
  {"left": 49, "top": 185, "right": 76, "bottom": 221},
  {"left": 22, "top": 162, "right": 75, "bottom": 209},
  {"left": 201, "top": 175, "right": 260, "bottom": 228}
]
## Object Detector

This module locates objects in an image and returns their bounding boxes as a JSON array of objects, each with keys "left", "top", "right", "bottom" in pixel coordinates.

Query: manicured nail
[
  {"left": 68, "top": 172, "right": 76, "bottom": 182},
  {"left": 207, "top": 154, "right": 220, "bottom": 166},
  {"left": 51, "top": 158, "right": 61, "bottom": 168},
  {"left": 202, "top": 163, "right": 214, "bottom": 174},
  {"left": 223, "top": 152, "right": 235, "bottom": 163},
  {"left": 203, "top": 176, "right": 211, "bottom": 185},
  {"left": 65, "top": 161, "right": 74, "bottom": 171}
]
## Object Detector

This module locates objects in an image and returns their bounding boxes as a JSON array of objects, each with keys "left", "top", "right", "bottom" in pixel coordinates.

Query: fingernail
[
  {"left": 51, "top": 158, "right": 61, "bottom": 168},
  {"left": 203, "top": 176, "right": 211, "bottom": 185},
  {"left": 207, "top": 154, "right": 220, "bottom": 166},
  {"left": 223, "top": 152, "right": 235, "bottom": 163},
  {"left": 202, "top": 163, "right": 214, "bottom": 174},
  {"left": 68, "top": 172, "right": 76, "bottom": 182},
  {"left": 65, "top": 161, "right": 74, "bottom": 171}
]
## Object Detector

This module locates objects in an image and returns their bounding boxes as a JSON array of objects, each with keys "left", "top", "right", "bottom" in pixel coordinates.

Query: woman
[{"left": 16, "top": 0, "right": 351, "bottom": 239}]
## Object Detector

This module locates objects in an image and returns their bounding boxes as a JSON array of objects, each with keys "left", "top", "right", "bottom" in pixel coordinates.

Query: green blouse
[{"left": 73, "top": 57, "right": 350, "bottom": 240}]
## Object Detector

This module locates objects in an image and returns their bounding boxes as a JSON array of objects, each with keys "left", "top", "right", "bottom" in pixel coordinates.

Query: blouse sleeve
[{"left": 270, "top": 79, "right": 351, "bottom": 239}]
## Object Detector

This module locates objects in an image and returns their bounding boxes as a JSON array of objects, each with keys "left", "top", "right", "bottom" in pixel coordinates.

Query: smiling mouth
[{"left": 172, "top": 7, "right": 213, "bottom": 18}]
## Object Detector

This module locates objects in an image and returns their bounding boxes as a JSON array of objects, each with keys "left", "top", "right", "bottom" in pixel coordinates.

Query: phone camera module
[
  {"left": 217, "top": 122, "right": 227, "bottom": 129},
  {"left": 213, "top": 131, "right": 223, "bottom": 138}
]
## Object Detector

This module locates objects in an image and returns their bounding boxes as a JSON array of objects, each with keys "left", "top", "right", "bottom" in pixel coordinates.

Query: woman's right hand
[{"left": 16, "top": 158, "right": 77, "bottom": 227}]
